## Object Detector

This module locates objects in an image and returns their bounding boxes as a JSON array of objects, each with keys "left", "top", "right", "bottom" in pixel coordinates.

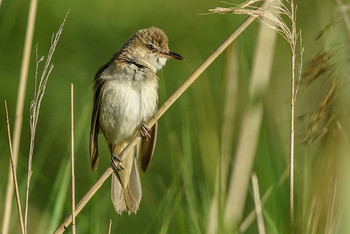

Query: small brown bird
[{"left": 89, "top": 27, "right": 183, "bottom": 214}]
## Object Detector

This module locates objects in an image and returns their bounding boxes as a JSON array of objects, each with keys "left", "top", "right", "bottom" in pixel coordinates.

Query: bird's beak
[{"left": 160, "top": 51, "right": 184, "bottom": 60}]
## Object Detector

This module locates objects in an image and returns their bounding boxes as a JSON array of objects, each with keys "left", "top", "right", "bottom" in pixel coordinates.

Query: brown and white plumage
[{"left": 89, "top": 27, "right": 182, "bottom": 214}]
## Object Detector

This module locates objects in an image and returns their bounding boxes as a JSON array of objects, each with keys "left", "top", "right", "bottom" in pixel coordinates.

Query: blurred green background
[{"left": 1, "top": 0, "right": 350, "bottom": 233}]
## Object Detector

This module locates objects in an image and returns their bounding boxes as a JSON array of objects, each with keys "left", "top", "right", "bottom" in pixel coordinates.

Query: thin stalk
[
  {"left": 54, "top": 3, "right": 269, "bottom": 232},
  {"left": 70, "top": 84, "right": 76, "bottom": 234},
  {"left": 290, "top": 0, "right": 296, "bottom": 229},
  {"left": 144, "top": 0, "right": 269, "bottom": 130},
  {"left": 2, "top": 0, "right": 38, "bottom": 233},
  {"left": 251, "top": 173, "right": 266, "bottom": 234},
  {"left": 107, "top": 219, "right": 112, "bottom": 234},
  {"left": 54, "top": 167, "right": 114, "bottom": 234},
  {"left": 239, "top": 166, "right": 289, "bottom": 233},
  {"left": 4, "top": 101, "right": 25, "bottom": 234},
  {"left": 290, "top": 50, "right": 295, "bottom": 229},
  {"left": 24, "top": 11, "right": 68, "bottom": 234}
]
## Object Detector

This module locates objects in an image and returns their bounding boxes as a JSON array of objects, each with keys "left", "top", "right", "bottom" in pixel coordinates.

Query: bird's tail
[{"left": 111, "top": 142, "right": 142, "bottom": 214}]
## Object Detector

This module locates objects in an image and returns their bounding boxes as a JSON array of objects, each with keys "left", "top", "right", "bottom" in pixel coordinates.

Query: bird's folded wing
[
  {"left": 90, "top": 62, "right": 110, "bottom": 171},
  {"left": 140, "top": 122, "right": 158, "bottom": 173}
]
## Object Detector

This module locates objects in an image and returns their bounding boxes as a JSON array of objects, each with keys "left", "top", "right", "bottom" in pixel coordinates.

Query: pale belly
[{"left": 99, "top": 79, "right": 158, "bottom": 145}]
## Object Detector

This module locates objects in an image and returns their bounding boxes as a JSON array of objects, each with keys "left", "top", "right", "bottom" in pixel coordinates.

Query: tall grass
[{"left": 2, "top": 0, "right": 38, "bottom": 232}]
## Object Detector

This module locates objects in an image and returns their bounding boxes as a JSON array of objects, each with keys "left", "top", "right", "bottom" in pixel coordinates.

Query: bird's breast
[{"left": 99, "top": 75, "right": 158, "bottom": 144}]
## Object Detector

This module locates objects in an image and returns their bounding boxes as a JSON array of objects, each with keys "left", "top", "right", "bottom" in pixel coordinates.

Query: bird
[{"left": 89, "top": 27, "right": 183, "bottom": 214}]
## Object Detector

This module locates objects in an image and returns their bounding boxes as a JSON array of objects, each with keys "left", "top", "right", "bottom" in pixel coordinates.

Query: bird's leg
[
  {"left": 110, "top": 145, "right": 124, "bottom": 171},
  {"left": 139, "top": 123, "right": 151, "bottom": 140},
  {"left": 111, "top": 156, "right": 124, "bottom": 171}
]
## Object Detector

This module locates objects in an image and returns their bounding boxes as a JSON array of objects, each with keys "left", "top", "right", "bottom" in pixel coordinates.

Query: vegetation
[{"left": 0, "top": 0, "right": 349, "bottom": 233}]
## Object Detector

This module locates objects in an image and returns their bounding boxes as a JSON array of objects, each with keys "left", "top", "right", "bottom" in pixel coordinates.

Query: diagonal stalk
[
  {"left": 54, "top": 2, "right": 270, "bottom": 232},
  {"left": 4, "top": 101, "right": 25, "bottom": 234}
]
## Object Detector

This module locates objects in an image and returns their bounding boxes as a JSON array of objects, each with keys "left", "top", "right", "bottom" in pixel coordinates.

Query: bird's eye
[{"left": 147, "top": 44, "right": 155, "bottom": 50}]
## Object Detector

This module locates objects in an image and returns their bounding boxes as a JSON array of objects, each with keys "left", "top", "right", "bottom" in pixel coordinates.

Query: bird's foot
[
  {"left": 140, "top": 123, "right": 151, "bottom": 140},
  {"left": 111, "top": 154, "right": 124, "bottom": 171}
]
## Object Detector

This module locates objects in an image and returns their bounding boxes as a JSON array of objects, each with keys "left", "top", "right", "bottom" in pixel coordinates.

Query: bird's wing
[
  {"left": 140, "top": 122, "right": 158, "bottom": 173},
  {"left": 89, "top": 62, "right": 109, "bottom": 171}
]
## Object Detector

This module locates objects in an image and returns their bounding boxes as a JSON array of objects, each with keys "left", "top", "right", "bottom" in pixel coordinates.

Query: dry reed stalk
[
  {"left": 54, "top": 135, "right": 141, "bottom": 233},
  {"left": 70, "top": 84, "right": 76, "bottom": 234},
  {"left": 23, "top": 12, "right": 69, "bottom": 234},
  {"left": 55, "top": 3, "right": 270, "bottom": 232},
  {"left": 4, "top": 101, "right": 25, "bottom": 234},
  {"left": 144, "top": 0, "right": 270, "bottom": 130},
  {"left": 221, "top": 1, "right": 279, "bottom": 231},
  {"left": 54, "top": 167, "right": 114, "bottom": 234},
  {"left": 2, "top": 0, "right": 38, "bottom": 233},
  {"left": 251, "top": 173, "right": 266, "bottom": 234},
  {"left": 239, "top": 166, "right": 289, "bottom": 233},
  {"left": 239, "top": 187, "right": 272, "bottom": 233},
  {"left": 288, "top": 1, "right": 298, "bottom": 228},
  {"left": 210, "top": 0, "right": 302, "bottom": 228},
  {"left": 107, "top": 219, "right": 112, "bottom": 234},
  {"left": 289, "top": 17, "right": 296, "bottom": 233}
]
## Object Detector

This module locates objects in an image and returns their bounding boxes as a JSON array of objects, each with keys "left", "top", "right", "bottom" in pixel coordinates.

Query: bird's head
[{"left": 122, "top": 27, "right": 183, "bottom": 72}]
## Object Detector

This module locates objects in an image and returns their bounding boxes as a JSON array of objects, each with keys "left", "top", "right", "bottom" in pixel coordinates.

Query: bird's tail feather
[
  {"left": 111, "top": 173, "right": 126, "bottom": 214},
  {"left": 111, "top": 143, "right": 142, "bottom": 214}
]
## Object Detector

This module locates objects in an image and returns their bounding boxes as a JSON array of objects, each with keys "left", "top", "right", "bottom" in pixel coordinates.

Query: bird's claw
[
  {"left": 140, "top": 123, "right": 151, "bottom": 140},
  {"left": 111, "top": 155, "right": 124, "bottom": 171}
]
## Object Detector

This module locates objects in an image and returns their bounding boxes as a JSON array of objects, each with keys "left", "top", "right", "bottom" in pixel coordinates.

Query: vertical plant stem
[
  {"left": 2, "top": 0, "right": 38, "bottom": 233},
  {"left": 290, "top": 0, "right": 296, "bottom": 230},
  {"left": 251, "top": 173, "right": 266, "bottom": 234},
  {"left": 239, "top": 166, "right": 289, "bottom": 233},
  {"left": 290, "top": 50, "right": 295, "bottom": 229},
  {"left": 54, "top": 167, "right": 114, "bottom": 234},
  {"left": 107, "top": 219, "right": 112, "bottom": 234},
  {"left": 70, "top": 84, "right": 76, "bottom": 234},
  {"left": 4, "top": 101, "right": 25, "bottom": 234},
  {"left": 24, "top": 128, "right": 35, "bottom": 234},
  {"left": 23, "top": 11, "right": 68, "bottom": 234}
]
